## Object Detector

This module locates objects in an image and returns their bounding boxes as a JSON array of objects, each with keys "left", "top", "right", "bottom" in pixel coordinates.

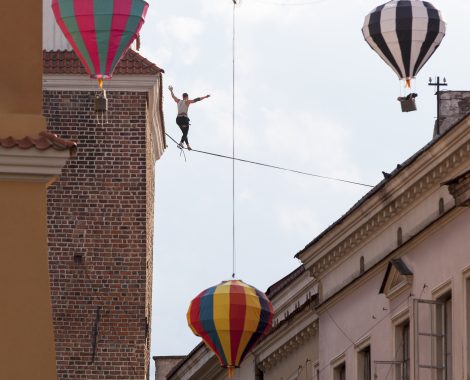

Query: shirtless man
[{"left": 168, "top": 85, "right": 210, "bottom": 150}]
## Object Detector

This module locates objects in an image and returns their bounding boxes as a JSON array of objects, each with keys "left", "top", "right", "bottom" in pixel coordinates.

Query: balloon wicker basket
[
  {"left": 397, "top": 94, "right": 417, "bottom": 113},
  {"left": 94, "top": 90, "right": 109, "bottom": 125},
  {"left": 227, "top": 366, "right": 235, "bottom": 378}
]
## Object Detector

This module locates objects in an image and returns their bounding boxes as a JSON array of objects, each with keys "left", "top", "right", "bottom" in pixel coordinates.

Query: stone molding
[
  {"left": 258, "top": 320, "right": 317, "bottom": 371},
  {"left": 43, "top": 74, "right": 158, "bottom": 92},
  {"left": 382, "top": 271, "right": 413, "bottom": 301},
  {"left": 0, "top": 146, "right": 71, "bottom": 182},
  {"left": 445, "top": 169, "right": 470, "bottom": 207},
  {"left": 167, "top": 344, "right": 222, "bottom": 380},
  {"left": 314, "top": 206, "right": 464, "bottom": 313},
  {"left": 306, "top": 134, "right": 470, "bottom": 278}
]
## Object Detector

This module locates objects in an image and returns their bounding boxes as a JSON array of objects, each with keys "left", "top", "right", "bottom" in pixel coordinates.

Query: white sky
[{"left": 139, "top": 0, "right": 470, "bottom": 376}]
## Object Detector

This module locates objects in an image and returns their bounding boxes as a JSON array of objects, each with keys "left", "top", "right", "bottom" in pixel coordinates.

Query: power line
[
  {"left": 232, "top": 1, "right": 237, "bottom": 279},
  {"left": 325, "top": 309, "right": 355, "bottom": 345},
  {"left": 165, "top": 132, "right": 374, "bottom": 188},
  {"left": 315, "top": 295, "right": 412, "bottom": 379},
  {"left": 316, "top": 284, "right": 428, "bottom": 379},
  {"left": 252, "top": 0, "right": 330, "bottom": 6}
]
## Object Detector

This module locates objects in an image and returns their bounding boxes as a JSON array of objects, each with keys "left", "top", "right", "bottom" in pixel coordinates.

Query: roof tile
[
  {"left": 43, "top": 49, "right": 164, "bottom": 76},
  {"left": 0, "top": 131, "right": 77, "bottom": 154}
]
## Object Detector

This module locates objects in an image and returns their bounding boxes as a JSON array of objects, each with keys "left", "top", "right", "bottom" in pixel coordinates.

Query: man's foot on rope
[
  {"left": 177, "top": 143, "right": 184, "bottom": 149},
  {"left": 186, "top": 144, "right": 192, "bottom": 151}
]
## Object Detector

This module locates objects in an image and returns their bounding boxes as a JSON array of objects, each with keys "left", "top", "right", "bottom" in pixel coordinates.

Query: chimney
[{"left": 435, "top": 91, "right": 470, "bottom": 137}]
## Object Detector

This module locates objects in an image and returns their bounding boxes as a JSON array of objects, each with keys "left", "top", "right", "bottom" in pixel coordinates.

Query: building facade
[
  {"left": 43, "top": 3, "right": 165, "bottom": 379},
  {"left": 0, "top": 2, "right": 75, "bottom": 379},
  {"left": 297, "top": 92, "right": 470, "bottom": 380},
  {"left": 164, "top": 92, "right": 470, "bottom": 380},
  {"left": 154, "top": 356, "right": 186, "bottom": 380},
  {"left": 163, "top": 267, "right": 318, "bottom": 380}
]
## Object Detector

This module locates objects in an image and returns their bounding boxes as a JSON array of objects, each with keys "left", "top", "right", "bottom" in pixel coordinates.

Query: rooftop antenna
[{"left": 429, "top": 76, "right": 447, "bottom": 136}]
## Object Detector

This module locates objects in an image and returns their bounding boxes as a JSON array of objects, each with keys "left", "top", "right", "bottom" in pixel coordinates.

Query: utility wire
[
  {"left": 315, "top": 296, "right": 409, "bottom": 379},
  {"left": 325, "top": 309, "right": 355, "bottom": 345},
  {"left": 252, "top": 0, "right": 330, "bottom": 6},
  {"left": 232, "top": 1, "right": 237, "bottom": 279},
  {"left": 315, "top": 284, "right": 428, "bottom": 379},
  {"left": 165, "top": 133, "right": 374, "bottom": 188}
]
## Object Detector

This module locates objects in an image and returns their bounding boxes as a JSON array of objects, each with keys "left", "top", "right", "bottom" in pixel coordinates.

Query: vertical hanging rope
[{"left": 232, "top": 0, "right": 237, "bottom": 279}]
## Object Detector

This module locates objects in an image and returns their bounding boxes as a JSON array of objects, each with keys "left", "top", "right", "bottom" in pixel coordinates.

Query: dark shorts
[{"left": 176, "top": 116, "right": 190, "bottom": 127}]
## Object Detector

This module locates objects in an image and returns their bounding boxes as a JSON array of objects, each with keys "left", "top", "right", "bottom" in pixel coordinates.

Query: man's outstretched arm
[
  {"left": 168, "top": 85, "right": 180, "bottom": 103},
  {"left": 189, "top": 94, "right": 211, "bottom": 104}
]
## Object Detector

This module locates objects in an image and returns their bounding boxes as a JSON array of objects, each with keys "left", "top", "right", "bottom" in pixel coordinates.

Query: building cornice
[
  {"left": 254, "top": 296, "right": 318, "bottom": 370},
  {"left": 271, "top": 274, "right": 317, "bottom": 324},
  {"left": 445, "top": 169, "right": 470, "bottom": 207},
  {"left": 167, "top": 343, "right": 225, "bottom": 380},
  {"left": 0, "top": 146, "right": 72, "bottom": 183},
  {"left": 315, "top": 206, "right": 465, "bottom": 313},
  {"left": 301, "top": 118, "right": 470, "bottom": 278},
  {"left": 43, "top": 74, "right": 159, "bottom": 92},
  {"left": 256, "top": 312, "right": 317, "bottom": 371}
]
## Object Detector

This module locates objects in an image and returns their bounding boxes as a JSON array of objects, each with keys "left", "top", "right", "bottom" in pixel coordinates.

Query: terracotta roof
[
  {"left": 0, "top": 131, "right": 77, "bottom": 153},
  {"left": 43, "top": 49, "right": 164, "bottom": 75}
]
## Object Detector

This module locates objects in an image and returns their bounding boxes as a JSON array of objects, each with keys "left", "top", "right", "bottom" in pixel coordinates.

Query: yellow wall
[
  {"left": 0, "top": 182, "right": 57, "bottom": 379},
  {"left": 0, "top": 1, "right": 58, "bottom": 379},
  {"left": 0, "top": 0, "right": 45, "bottom": 137}
]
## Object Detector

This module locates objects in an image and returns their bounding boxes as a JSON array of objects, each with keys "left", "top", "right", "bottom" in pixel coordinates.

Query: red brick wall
[{"left": 44, "top": 90, "right": 154, "bottom": 380}]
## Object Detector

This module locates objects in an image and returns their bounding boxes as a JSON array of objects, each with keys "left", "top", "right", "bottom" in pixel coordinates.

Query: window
[
  {"left": 397, "top": 227, "right": 403, "bottom": 246},
  {"left": 358, "top": 346, "right": 371, "bottom": 380},
  {"left": 414, "top": 294, "right": 452, "bottom": 380},
  {"left": 438, "top": 198, "right": 445, "bottom": 215},
  {"left": 440, "top": 295, "right": 452, "bottom": 380},
  {"left": 334, "top": 362, "right": 346, "bottom": 380},
  {"left": 314, "top": 362, "right": 319, "bottom": 380},
  {"left": 466, "top": 279, "right": 470, "bottom": 379},
  {"left": 255, "top": 366, "right": 264, "bottom": 380},
  {"left": 395, "top": 321, "right": 410, "bottom": 380}
]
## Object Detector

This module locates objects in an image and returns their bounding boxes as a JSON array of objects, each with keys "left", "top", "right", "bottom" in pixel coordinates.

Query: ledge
[
  {"left": 300, "top": 117, "right": 470, "bottom": 278},
  {"left": 258, "top": 319, "right": 317, "bottom": 371},
  {"left": 0, "top": 137, "right": 75, "bottom": 182},
  {"left": 43, "top": 74, "right": 159, "bottom": 92},
  {"left": 444, "top": 169, "right": 470, "bottom": 207}
]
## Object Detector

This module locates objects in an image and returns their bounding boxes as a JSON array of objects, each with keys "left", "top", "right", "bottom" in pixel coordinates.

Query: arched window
[
  {"left": 439, "top": 198, "right": 445, "bottom": 215},
  {"left": 397, "top": 227, "right": 403, "bottom": 246}
]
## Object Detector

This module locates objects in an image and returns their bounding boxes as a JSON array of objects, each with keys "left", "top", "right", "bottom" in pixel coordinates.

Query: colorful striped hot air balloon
[
  {"left": 187, "top": 280, "right": 274, "bottom": 378},
  {"left": 51, "top": 0, "right": 149, "bottom": 89}
]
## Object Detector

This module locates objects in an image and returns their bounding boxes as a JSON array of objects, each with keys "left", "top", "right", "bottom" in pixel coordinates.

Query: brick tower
[{"left": 43, "top": 5, "right": 165, "bottom": 379}]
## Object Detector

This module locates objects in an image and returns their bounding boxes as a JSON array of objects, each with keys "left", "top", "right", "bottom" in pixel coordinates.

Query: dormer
[{"left": 379, "top": 258, "right": 413, "bottom": 300}]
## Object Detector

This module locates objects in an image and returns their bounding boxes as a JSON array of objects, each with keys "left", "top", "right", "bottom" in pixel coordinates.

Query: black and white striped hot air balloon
[{"left": 362, "top": 0, "right": 446, "bottom": 88}]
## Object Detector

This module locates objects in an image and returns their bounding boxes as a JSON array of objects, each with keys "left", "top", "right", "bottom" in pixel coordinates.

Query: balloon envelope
[
  {"left": 362, "top": 0, "right": 445, "bottom": 81},
  {"left": 187, "top": 280, "right": 274, "bottom": 373},
  {"left": 51, "top": 0, "right": 149, "bottom": 80}
]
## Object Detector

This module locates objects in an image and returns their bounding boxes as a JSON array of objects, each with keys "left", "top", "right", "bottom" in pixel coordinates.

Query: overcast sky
[{"left": 140, "top": 0, "right": 470, "bottom": 375}]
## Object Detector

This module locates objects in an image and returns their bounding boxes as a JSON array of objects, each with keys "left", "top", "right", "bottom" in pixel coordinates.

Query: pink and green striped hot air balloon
[{"left": 51, "top": 0, "right": 149, "bottom": 89}]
